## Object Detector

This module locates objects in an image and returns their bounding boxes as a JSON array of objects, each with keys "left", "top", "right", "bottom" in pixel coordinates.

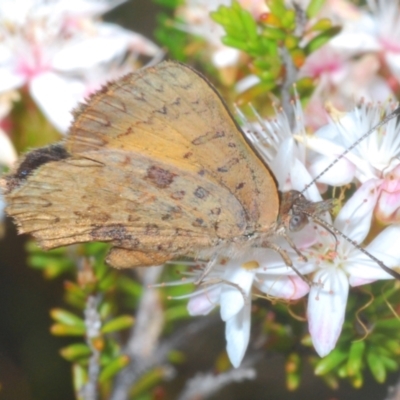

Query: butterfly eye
[{"left": 289, "top": 213, "right": 308, "bottom": 232}]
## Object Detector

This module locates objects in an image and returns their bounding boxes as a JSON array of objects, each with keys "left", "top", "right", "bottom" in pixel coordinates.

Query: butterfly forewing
[
  {"left": 5, "top": 62, "right": 280, "bottom": 267},
  {"left": 68, "top": 62, "right": 279, "bottom": 231}
]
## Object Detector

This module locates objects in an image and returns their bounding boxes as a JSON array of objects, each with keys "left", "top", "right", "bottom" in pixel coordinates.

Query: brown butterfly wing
[
  {"left": 5, "top": 61, "right": 279, "bottom": 268},
  {"left": 5, "top": 146, "right": 246, "bottom": 260},
  {"left": 67, "top": 61, "right": 279, "bottom": 232}
]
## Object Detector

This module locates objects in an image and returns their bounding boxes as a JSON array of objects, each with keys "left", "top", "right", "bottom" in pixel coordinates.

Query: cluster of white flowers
[
  {"left": 0, "top": 0, "right": 161, "bottom": 220},
  {"left": 165, "top": 0, "right": 400, "bottom": 367},
  {"left": 176, "top": 99, "right": 400, "bottom": 367}
]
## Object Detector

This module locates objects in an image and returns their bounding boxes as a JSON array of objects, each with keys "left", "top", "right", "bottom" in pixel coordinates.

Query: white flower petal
[
  {"left": 255, "top": 275, "right": 310, "bottom": 300},
  {"left": 348, "top": 225, "right": 400, "bottom": 282},
  {"left": 225, "top": 302, "right": 251, "bottom": 368},
  {"left": 212, "top": 46, "right": 240, "bottom": 68},
  {"left": 187, "top": 286, "right": 220, "bottom": 316},
  {"left": 290, "top": 157, "right": 322, "bottom": 201},
  {"left": 0, "top": 67, "right": 25, "bottom": 92},
  {"left": 52, "top": 24, "right": 137, "bottom": 71},
  {"left": 30, "top": 72, "right": 85, "bottom": 132},
  {"left": 220, "top": 264, "right": 253, "bottom": 321},
  {"left": 308, "top": 153, "right": 355, "bottom": 186},
  {"left": 334, "top": 179, "right": 381, "bottom": 242},
  {"left": 270, "top": 136, "right": 296, "bottom": 189},
  {"left": 0, "top": 129, "right": 17, "bottom": 167},
  {"left": 308, "top": 268, "right": 349, "bottom": 357}
]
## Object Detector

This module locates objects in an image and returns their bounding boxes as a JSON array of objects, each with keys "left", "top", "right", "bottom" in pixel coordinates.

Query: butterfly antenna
[
  {"left": 300, "top": 105, "right": 400, "bottom": 196},
  {"left": 308, "top": 213, "right": 400, "bottom": 280}
]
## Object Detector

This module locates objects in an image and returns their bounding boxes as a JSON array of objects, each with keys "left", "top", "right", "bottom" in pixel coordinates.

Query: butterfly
[{"left": 4, "top": 61, "right": 393, "bottom": 280}]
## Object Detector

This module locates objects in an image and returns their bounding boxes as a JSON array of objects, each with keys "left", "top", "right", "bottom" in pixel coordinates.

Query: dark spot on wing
[
  {"left": 146, "top": 165, "right": 177, "bottom": 188},
  {"left": 192, "top": 131, "right": 225, "bottom": 145},
  {"left": 211, "top": 207, "right": 221, "bottom": 215},
  {"left": 236, "top": 182, "right": 245, "bottom": 190},
  {"left": 171, "top": 190, "right": 185, "bottom": 200},
  {"left": 91, "top": 224, "right": 132, "bottom": 241},
  {"left": 145, "top": 224, "right": 159, "bottom": 235},
  {"left": 5, "top": 144, "right": 70, "bottom": 193},
  {"left": 192, "top": 218, "right": 206, "bottom": 227},
  {"left": 194, "top": 186, "right": 209, "bottom": 199},
  {"left": 156, "top": 105, "right": 167, "bottom": 115},
  {"left": 128, "top": 215, "right": 141, "bottom": 222},
  {"left": 217, "top": 157, "right": 239, "bottom": 173}
]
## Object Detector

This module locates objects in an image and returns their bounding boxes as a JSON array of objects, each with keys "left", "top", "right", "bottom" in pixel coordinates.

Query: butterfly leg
[
  {"left": 193, "top": 253, "right": 220, "bottom": 285},
  {"left": 280, "top": 232, "right": 308, "bottom": 262},
  {"left": 261, "top": 240, "right": 312, "bottom": 286}
]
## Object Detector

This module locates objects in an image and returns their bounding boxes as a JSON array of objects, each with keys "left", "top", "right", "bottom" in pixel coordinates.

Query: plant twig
[
  {"left": 177, "top": 363, "right": 257, "bottom": 400},
  {"left": 81, "top": 295, "right": 102, "bottom": 400}
]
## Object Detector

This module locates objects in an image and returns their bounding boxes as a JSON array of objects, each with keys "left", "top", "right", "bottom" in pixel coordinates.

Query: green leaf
[
  {"left": 367, "top": 351, "right": 386, "bottom": 383},
  {"left": 308, "top": 18, "right": 333, "bottom": 32},
  {"left": 262, "top": 26, "right": 286, "bottom": 40},
  {"left": 72, "top": 364, "right": 87, "bottom": 396},
  {"left": 374, "top": 318, "right": 400, "bottom": 330},
  {"left": 307, "top": 0, "right": 327, "bottom": 18},
  {"left": 98, "top": 271, "right": 116, "bottom": 291},
  {"left": 346, "top": 341, "right": 365, "bottom": 377},
  {"left": 269, "top": 0, "right": 287, "bottom": 17},
  {"left": 51, "top": 323, "right": 86, "bottom": 336},
  {"left": 380, "top": 355, "right": 399, "bottom": 372},
  {"left": 60, "top": 343, "right": 91, "bottom": 361},
  {"left": 101, "top": 315, "right": 134, "bottom": 334},
  {"left": 99, "top": 355, "right": 130, "bottom": 382},
  {"left": 239, "top": 5, "right": 259, "bottom": 41},
  {"left": 98, "top": 300, "right": 115, "bottom": 320},
  {"left": 304, "top": 26, "right": 342, "bottom": 54},
  {"left": 315, "top": 348, "right": 347, "bottom": 375},
  {"left": 153, "top": 0, "right": 183, "bottom": 8},
  {"left": 154, "top": 14, "right": 188, "bottom": 62},
  {"left": 164, "top": 304, "right": 190, "bottom": 322},
  {"left": 117, "top": 275, "right": 143, "bottom": 298},
  {"left": 129, "top": 367, "right": 169, "bottom": 397},
  {"left": 221, "top": 36, "right": 249, "bottom": 52},
  {"left": 212, "top": 2, "right": 261, "bottom": 54},
  {"left": 281, "top": 9, "right": 296, "bottom": 30},
  {"left": 50, "top": 309, "right": 85, "bottom": 328}
]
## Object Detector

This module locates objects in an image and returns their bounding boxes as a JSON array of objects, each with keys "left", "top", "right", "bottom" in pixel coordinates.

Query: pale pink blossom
[
  {"left": 0, "top": 0, "right": 160, "bottom": 132},
  {"left": 305, "top": 181, "right": 400, "bottom": 356},
  {"left": 300, "top": 45, "right": 392, "bottom": 129},
  {"left": 330, "top": 0, "right": 400, "bottom": 87},
  {"left": 186, "top": 251, "right": 312, "bottom": 367},
  {"left": 303, "top": 102, "right": 400, "bottom": 223}
]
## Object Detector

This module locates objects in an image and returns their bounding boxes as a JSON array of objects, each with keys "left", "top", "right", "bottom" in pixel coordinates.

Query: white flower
[
  {"left": 300, "top": 45, "right": 392, "bottom": 129},
  {"left": 330, "top": 0, "right": 400, "bottom": 84},
  {"left": 303, "top": 102, "right": 400, "bottom": 223},
  {"left": 0, "top": 0, "right": 160, "bottom": 132},
  {"left": 185, "top": 247, "right": 313, "bottom": 368},
  {"left": 305, "top": 181, "right": 400, "bottom": 356},
  {"left": 0, "top": 91, "right": 17, "bottom": 168}
]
